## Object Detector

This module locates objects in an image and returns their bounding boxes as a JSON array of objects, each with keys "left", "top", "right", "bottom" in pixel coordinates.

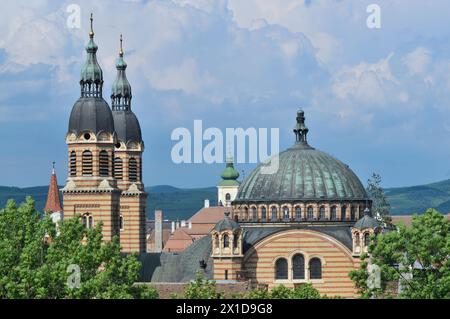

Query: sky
[{"left": 1, "top": 0, "right": 450, "bottom": 189}]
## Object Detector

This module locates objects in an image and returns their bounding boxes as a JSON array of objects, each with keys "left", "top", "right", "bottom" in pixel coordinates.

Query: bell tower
[
  {"left": 62, "top": 14, "right": 121, "bottom": 242},
  {"left": 111, "top": 35, "right": 147, "bottom": 253}
]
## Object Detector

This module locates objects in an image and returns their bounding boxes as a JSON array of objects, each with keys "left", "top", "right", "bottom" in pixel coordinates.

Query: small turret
[{"left": 217, "top": 155, "right": 240, "bottom": 207}]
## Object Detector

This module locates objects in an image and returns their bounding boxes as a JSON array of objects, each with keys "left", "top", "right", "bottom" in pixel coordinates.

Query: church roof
[
  {"left": 44, "top": 164, "right": 62, "bottom": 213},
  {"left": 353, "top": 208, "right": 380, "bottom": 230},
  {"left": 234, "top": 110, "right": 368, "bottom": 203}
]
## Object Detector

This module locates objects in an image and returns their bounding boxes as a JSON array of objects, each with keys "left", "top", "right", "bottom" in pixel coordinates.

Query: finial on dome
[
  {"left": 89, "top": 13, "right": 94, "bottom": 38},
  {"left": 119, "top": 34, "right": 124, "bottom": 57},
  {"left": 293, "top": 108, "right": 309, "bottom": 144}
]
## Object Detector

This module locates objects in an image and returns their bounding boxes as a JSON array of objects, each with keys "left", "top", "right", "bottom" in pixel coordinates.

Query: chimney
[
  {"left": 204, "top": 199, "right": 210, "bottom": 208},
  {"left": 171, "top": 221, "right": 175, "bottom": 233},
  {"left": 181, "top": 220, "right": 186, "bottom": 228},
  {"left": 154, "top": 210, "right": 163, "bottom": 252},
  {"left": 188, "top": 221, "right": 192, "bottom": 229}
]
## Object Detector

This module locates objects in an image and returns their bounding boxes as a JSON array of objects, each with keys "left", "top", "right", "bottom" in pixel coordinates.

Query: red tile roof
[{"left": 44, "top": 168, "right": 62, "bottom": 213}]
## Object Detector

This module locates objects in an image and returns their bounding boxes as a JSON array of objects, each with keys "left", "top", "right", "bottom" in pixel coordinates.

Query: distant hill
[{"left": 2, "top": 179, "right": 450, "bottom": 219}]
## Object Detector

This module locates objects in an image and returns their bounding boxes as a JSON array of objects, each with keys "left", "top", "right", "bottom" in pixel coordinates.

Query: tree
[
  {"left": 0, "top": 197, "right": 158, "bottom": 299},
  {"left": 366, "top": 173, "right": 391, "bottom": 221},
  {"left": 182, "top": 271, "right": 223, "bottom": 299},
  {"left": 350, "top": 209, "right": 450, "bottom": 299}
]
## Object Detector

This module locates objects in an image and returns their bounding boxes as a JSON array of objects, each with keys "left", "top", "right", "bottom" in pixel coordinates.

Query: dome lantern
[
  {"left": 293, "top": 109, "right": 309, "bottom": 145},
  {"left": 80, "top": 13, "right": 103, "bottom": 98},
  {"left": 111, "top": 34, "right": 132, "bottom": 111}
]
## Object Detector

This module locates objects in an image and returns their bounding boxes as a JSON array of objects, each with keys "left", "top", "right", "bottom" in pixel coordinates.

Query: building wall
[
  {"left": 119, "top": 193, "right": 147, "bottom": 253},
  {"left": 242, "top": 229, "right": 359, "bottom": 298},
  {"left": 217, "top": 186, "right": 239, "bottom": 207},
  {"left": 62, "top": 191, "right": 121, "bottom": 241},
  {"left": 213, "top": 258, "right": 242, "bottom": 281}
]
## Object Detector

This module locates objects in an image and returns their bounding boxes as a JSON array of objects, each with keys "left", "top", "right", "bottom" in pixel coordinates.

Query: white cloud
[{"left": 402, "top": 47, "right": 431, "bottom": 76}]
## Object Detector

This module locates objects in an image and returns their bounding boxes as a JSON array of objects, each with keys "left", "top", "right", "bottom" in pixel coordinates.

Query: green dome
[
  {"left": 234, "top": 110, "right": 368, "bottom": 202},
  {"left": 218, "top": 156, "right": 240, "bottom": 187}
]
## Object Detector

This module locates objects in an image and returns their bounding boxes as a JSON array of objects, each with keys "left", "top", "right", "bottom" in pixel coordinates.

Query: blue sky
[{"left": 1, "top": 0, "right": 450, "bottom": 189}]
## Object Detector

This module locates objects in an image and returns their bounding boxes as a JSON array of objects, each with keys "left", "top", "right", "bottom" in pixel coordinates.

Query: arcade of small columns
[
  {"left": 232, "top": 201, "right": 369, "bottom": 222},
  {"left": 351, "top": 227, "right": 376, "bottom": 256}
]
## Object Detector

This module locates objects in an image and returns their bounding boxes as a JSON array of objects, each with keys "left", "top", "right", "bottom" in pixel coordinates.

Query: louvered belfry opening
[
  {"left": 99, "top": 150, "right": 109, "bottom": 177},
  {"left": 114, "top": 157, "right": 123, "bottom": 180},
  {"left": 82, "top": 150, "right": 93, "bottom": 176},
  {"left": 129, "top": 157, "right": 138, "bottom": 182},
  {"left": 70, "top": 151, "right": 77, "bottom": 176}
]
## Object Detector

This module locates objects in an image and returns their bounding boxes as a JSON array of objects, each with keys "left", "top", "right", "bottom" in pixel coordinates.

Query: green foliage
[
  {"left": 0, "top": 197, "right": 158, "bottom": 299},
  {"left": 350, "top": 209, "right": 450, "bottom": 299},
  {"left": 367, "top": 173, "right": 391, "bottom": 220},
  {"left": 182, "top": 271, "right": 223, "bottom": 299},
  {"left": 245, "top": 284, "right": 322, "bottom": 299}
]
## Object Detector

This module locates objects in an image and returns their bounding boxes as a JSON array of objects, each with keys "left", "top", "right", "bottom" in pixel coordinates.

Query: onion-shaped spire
[
  {"left": 80, "top": 13, "right": 103, "bottom": 98},
  {"left": 111, "top": 34, "right": 132, "bottom": 111},
  {"left": 219, "top": 155, "right": 240, "bottom": 186}
]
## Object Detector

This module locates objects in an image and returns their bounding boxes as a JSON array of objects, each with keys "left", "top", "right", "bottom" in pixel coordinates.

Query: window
[
  {"left": 70, "top": 151, "right": 76, "bottom": 176},
  {"left": 225, "top": 193, "right": 231, "bottom": 200},
  {"left": 351, "top": 206, "right": 356, "bottom": 220},
  {"left": 82, "top": 214, "right": 93, "bottom": 229},
  {"left": 309, "top": 258, "right": 322, "bottom": 279},
  {"left": 331, "top": 206, "right": 337, "bottom": 220},
  {"left": 252, "top": 207, "right": 257, "bottom": 221},
  {"left": 225, "top": 270, "right": 228, "bottom": 280},
  {"left": 233, "top": 234, "right": 239, "bottom": 249},
  {"left": 307, "top": 206, "right": 314, "bottom": 220},
  {"left": 234, "top": 215, "right": 239, "bottom": 222},
  {"left": 275, "top": 258, "right": 288, "bottom": 280},
  {"left": 319, "top": 206, "right": 325, "bottom": 220},
  {"left": 244, "top": 207, "right": 248, "bottom": 220},
  {"left": 82, "top": 150, "right": 93, "bottom": 176},
  {"left": 364, "top": 233, "right": 370, "bottom": 246},
  {"left": 292, "top": 254, "right": 305, "bottom": 280},
  {"left": 119, "top": 215, "right": 124, "bottom": 231},
  {"left": 341, "top": 206, "right": 347, "bottom": 220},
  {"left": 271, "top": 207, "right": 277, "bottom": 221},
  {"left": 295, "top": 206, "right": 301, "bottom": 220},
  {"left": 354, "top": 232, "right": 360, "bottom": 246},
  {"left": 261, "top": 207, "right": 267, "bottom": 221},
  {"left": 99, "top": 150, "right": 109, "bottom": 177},
  {"left": 283, "top": 206, "right": 289, "bottom": 221},
  {"left": 223, "top": 234, "right": 229, "bottom": 248},
  {"left": 129, "top": 157, "right": 138, "bottom": 182},
  {"left": 114, "top": 157, "right": 123, "bottom": 180}
]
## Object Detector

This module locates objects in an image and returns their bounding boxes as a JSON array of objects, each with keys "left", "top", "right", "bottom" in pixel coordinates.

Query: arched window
[
  {"left": 99, "top": 150, "right": 109, "bottom": 177},
  {"left": 251, "top": 207, "right": 257, "bottom": 221},
  {"left": 225, "top": 193, "right": 231, "bottom": 201},
  {"left": 364, "top": 233, "right": 370, "bottom": 246},
  {"left": 261, "top": 207, "right": 267, "bottom": 221},
  {"left": 82, "top": 213, "right": 93, "bottom": 229},
  {"left": 351, "top": 206, "right": 356, "bottom": 220},
  {"left": 82, "top": 150, "right": 93, "bottom": 176},
  {"left": 331, "top": 206, "right": 337, "bottom": 220},
  {"left": 271, "top": 207, "right": 278, "bottom": 221},
  {"left": 119, "top": 215, "right": 124, "bottom": 231},
  {"left": 223, "top": 234, "right": 229, "bottom": 248},
  {"left": 234, "top": 215, "right": 239, "bottom": 222},
  {"left": 244, "top": 207, "right": 249, "bottom": 220},
  {"left": 319, "top": 206, "right": 325, "bottom": 220},
  {"left": 295, "top": 206, "right": 301, "bottom": 220},
  {"left": 114, "top": 157, "right": 123, "bottom": 180},
  {"left": 129, "top": 157, "right": 138, "bottom": 182},
  {"left": 275, "top": 258, "right": 288, "bottom": 280},
  {"left": 233, "top": 233, "right": 239, "bottom": 249},
  {"left": 292, "top": 254, "right": 305, "bottom": 279},
  {"left": 283, "top": 206, "right": 290, "bottom": 221},
  {"left": 70, "top": 151, "right": 77, "bottom": 176},
  {"left": 354, "top": 232, "right": 360, "bottom": 246},
  {"left": 309, "top": 258, "right": 322, "bottom": 279},
  {"left": 307, "top": 206, "right": 314, "bottom": 220},
  {"left": 341, "top": 205, "right": 347, "bottom": 221}
]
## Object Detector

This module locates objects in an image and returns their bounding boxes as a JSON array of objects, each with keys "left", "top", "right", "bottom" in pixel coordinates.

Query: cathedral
[
  {"left": 50, "top": 16, "right": 382, "bottom": 298},
  {"left": 61, "top": 15, "right": 146, "bottom": 253}
]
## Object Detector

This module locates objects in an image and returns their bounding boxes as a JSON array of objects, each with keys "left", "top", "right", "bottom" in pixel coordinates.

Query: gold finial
[
  {"left": 89, "top": 13, "right": 94, "bottom": 38},
  {"left": 119, "top": 34, "right": 124, "bottom": 57}
]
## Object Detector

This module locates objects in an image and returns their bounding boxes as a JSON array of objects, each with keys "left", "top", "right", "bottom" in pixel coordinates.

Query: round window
[
  {"left": 84, "top": 133, "right": 91, "bottom": 140},
  {"left": 115, "top": 142, "right": 121, "bottom": 148}
]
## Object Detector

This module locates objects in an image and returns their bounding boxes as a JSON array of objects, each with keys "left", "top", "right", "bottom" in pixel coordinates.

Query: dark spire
[
  {"left": 293, "top": 109, "right": 309, "bottom": 145},
  {"left": 111, "top": 34, "right": 132, "bottom": 111},
  {"left": 80, "top": 13, "right": 103, "bottom": 98}
]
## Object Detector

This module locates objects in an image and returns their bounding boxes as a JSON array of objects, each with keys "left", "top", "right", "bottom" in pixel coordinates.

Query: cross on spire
[{"left": 89, "top": 13, "right": 94, "bottom": 38}]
